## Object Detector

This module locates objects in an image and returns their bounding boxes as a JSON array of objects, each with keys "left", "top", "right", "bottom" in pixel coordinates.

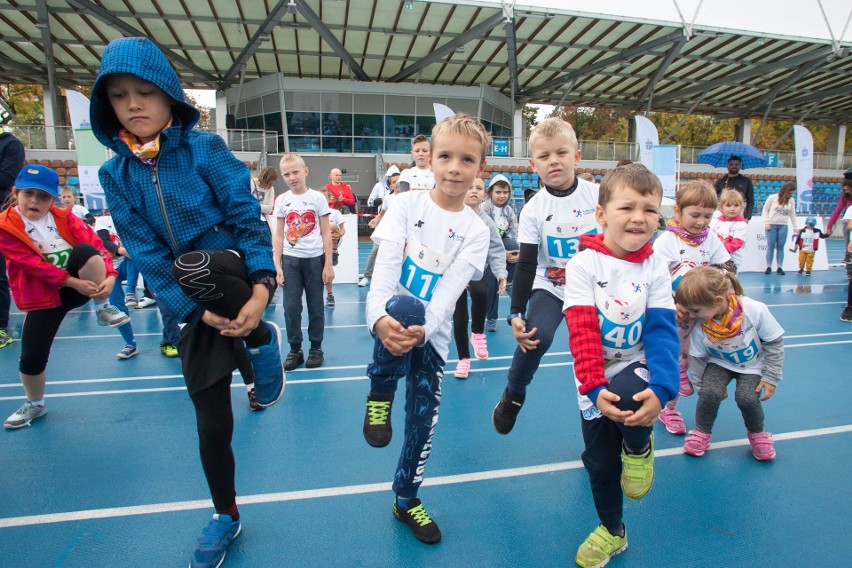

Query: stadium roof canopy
[{"left": 2, "top": 0, "right": 851, "bottom": 124}]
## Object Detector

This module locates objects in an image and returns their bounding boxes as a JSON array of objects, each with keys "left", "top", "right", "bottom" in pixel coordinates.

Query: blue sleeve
[
  {"left": 644, "top": 307, "right": 680, "bottom": 407},
  {"left": 202, "top": 134, "right": 274, "bottom": 278}
]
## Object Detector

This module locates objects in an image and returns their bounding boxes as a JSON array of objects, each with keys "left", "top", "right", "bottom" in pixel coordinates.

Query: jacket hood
[
  {"left": 488, "top": 173, "right": 511, "bottom": 192},
  {"left": 382, "top": 165, "right": 400, "bottom": 187},
  {"left": 90, "top": 37, "right": 199, "bottom": 150}
]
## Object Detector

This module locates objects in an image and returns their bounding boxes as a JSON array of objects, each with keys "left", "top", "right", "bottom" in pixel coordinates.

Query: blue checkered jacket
[{"left": 90, "top": 37, "right": 274, "bottom": 321}]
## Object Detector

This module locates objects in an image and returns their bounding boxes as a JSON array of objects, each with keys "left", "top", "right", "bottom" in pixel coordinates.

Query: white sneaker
[
  {"left": 4, "top": 401, "right": 47, "bottom": 429},
  {"left": 135, "top": 296, "right": 157, "bottom": 309},
  {"left": 358, "top": 277, "right": 370, "bottom": 287},
  {"left": 97, "top": 305, "right": 131, "bottom": 328}
]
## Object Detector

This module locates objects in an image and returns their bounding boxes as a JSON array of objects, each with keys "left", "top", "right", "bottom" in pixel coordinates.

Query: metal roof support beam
[
  {"left": 220, "top": 0, "right": 292, "bottom": 87},
  {"left": 661, "top": 90, "right": 707, "bottom": 143},
  {"left": 523, "top": 30, "right": 683, "bottom": 97},
  {"left": 751, "top": 94, "right": 776, "bottom": 145},
  {"left": 296, "top": 0, "right": 371, "bottom": 82},
  {"left": 744, "top": 56, "right": 835, "bottom": 118},
  {"left": 65, "top": 0, "right": 218, "bottom": 84},
  {"left": 504, "top": 20, "right": 519, "bottom": 103},
  {"left": 774, "top": 84, "right": 850, "bottom": 108},
  {"left": 654, "top": 45, "right": 837, "bottom": 104},
  {"left": 768, "top": 99, "right": 821, "bottom": 151},
  {"left": 388, "top": 12, "right": 505, "bottom": 83},
  {"left": 640, "top": 36, "right": 686, "bottom": 113},
  {"left": 36, "top": 0, "right": 66, "bottom": 149}
]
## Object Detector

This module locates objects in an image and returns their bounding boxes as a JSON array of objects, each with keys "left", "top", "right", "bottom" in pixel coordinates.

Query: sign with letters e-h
[{"left": 493, "top": 139, "right": 509, "bottom": 157}]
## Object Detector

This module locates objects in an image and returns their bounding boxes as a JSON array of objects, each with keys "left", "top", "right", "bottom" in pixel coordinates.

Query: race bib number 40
[{"left": 594, "top": 285, "right": 646, "bottom": 360}]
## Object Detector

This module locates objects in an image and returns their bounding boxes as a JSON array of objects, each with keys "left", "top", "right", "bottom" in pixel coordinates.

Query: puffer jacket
[{"left": 90, "top": 37, "right": 274, "bottom": 321}]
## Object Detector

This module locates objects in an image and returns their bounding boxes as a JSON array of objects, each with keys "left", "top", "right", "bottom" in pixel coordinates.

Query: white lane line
[
  {"left": 1, "top": 423, "right": 850, "bottom": 529},
  {"left": 2, "top": 334, "right": 851, "bottom": 395}
]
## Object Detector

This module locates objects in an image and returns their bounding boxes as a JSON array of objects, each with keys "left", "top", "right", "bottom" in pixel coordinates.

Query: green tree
[
  {"left": 521, "top": 104, "right": 538, "bottom": 136},
  {"left": 0, "top": 83, "right": 43, "bottom": 124}
]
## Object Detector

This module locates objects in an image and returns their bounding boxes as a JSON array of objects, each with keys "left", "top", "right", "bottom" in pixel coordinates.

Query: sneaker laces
[
  {"left": 366, "top": 400, "right": 391, "bottom": 425},
  {"left": 406, "top": 503, "right": 434, "bottom": 527}
]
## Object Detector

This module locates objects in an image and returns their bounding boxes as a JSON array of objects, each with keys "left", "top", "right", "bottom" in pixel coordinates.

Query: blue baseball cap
[
  {"left": 805, "top": 216, "right": 817, "bottom": 226},
  {"left": 15, "top": 165, "right": 60, "bottom": 200}
]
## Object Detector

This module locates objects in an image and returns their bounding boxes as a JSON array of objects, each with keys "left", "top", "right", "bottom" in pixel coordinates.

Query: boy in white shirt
[
  {"left": 492, "top": 117, "right": 601, "bottom": 435},
  {"left": 273, "top": 153, "right": 335, "bottom": 369},
  {"left": 59, "top": 187, "right": 95, "bottom": 225},
  {"left": 362, "top": 113, "right": 490, "bottom": 544},
  {"left": 563, "top": 163, "right": 679, "bottom": 568},
  {"left": 397, "top": 134, "right": 435, "bottom": 192}
]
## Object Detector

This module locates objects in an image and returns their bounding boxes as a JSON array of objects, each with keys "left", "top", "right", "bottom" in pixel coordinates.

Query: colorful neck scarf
[
  {"left": 666, "top": 218, "right": 708, "bottom": 246},
  {"left": 701, "top": 293, "right": 744, "bottom": 343},
  {"left": 118, "top": 120, "right": 171, "bottom": 165}
]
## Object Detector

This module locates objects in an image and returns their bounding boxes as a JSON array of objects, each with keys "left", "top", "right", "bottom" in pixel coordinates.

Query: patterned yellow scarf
[
  {"left": 701, "top": 293, "right": 744, "bottom": 343},
  {"left": 118, "top": 120, "right": 171, "bottom": 164}
]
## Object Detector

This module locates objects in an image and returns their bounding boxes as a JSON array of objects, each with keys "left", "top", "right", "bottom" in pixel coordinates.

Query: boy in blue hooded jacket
[{"left": 90, "top": 37, "right": 283, "bottom": 568}]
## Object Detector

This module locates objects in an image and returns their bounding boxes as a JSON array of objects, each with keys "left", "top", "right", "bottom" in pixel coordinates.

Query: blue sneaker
[
  {"left": 190, "top": 514, "right": 241, "bottom": 568},
  {"left": 247, "top": 321, "right": 285, "bottom": 408}
]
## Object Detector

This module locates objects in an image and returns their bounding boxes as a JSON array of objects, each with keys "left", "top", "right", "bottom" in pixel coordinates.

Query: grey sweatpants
[{"left": 694, "top": 363, "right": 764, "bottom": 434}]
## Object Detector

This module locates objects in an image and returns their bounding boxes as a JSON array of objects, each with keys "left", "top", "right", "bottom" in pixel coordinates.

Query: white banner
[
  {"left": 793, "top": 125, "right": 814, "bottom": 214},
  {"left": 634, "top": 115, "right": 658, "bottom": 170},
  {"left": 737, "top": 216, "right": 827, "bottom": 272},
  {"left": 269, "top": 213, "right": 359, "bottom": 284},
  {"left": 66, "top": 90, "right": 109, "bottom": 212}
]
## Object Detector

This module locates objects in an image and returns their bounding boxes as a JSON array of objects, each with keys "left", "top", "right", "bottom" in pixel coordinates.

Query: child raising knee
[
  {"left": 563, "top": 164, "right": 679, "bottom": 567},
  {"left": 362, "top": 113, "right": 490, "bottom": 544},
  {"left": 90, "top": 37, "right": 284, "bottom": 568},
  {"left": 652, "top": 180, "right": 729, "bottom": 435},
  {"left": 1, "top": 165, "right": 129, "bottom": 429},
  {"left": 676, "top": 267, "right": 784, "bottom": 460}
]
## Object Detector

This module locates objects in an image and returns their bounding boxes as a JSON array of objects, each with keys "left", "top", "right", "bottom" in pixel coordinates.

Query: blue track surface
[{"left": 1, "top": 240, "right": 850, "bottom": 567}]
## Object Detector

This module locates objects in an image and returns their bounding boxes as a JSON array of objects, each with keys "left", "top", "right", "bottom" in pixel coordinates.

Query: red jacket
[
  {"left": 0, "top": 205, "right": 116, "bottom": 311},
  {"left": 323, "top": 182, "right": 356, "bottom": 210}
]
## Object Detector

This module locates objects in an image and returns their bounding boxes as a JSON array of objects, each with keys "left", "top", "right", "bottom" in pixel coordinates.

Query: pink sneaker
[
  {"left": 658, "top": 409, "right": 686, "bottom": 435},
  {"left": 747, "top": 431, "right": 776, "bottom": 461},
  {"left": 454, "top": 358, "right": 470, "bottom": 379},
  {"left": 679, "top": 369, "right": 694, "bottom": 397},
  {"left": 470, "top": 333, "right": 489, "bottom": 359},
  {"left": 683, "top": 430, "right": 711, "bottom": 456}
]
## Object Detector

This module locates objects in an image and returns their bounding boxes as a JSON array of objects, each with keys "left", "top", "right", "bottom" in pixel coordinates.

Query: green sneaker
[
  {"left": 576, "top": 524, "right": 627, "bottom": 568},
  {"left": 0, "top": 328, "right": 12, "bottom": 348},
  {"left": 621, "top": 434, "right": 654, "bottom": 500}
]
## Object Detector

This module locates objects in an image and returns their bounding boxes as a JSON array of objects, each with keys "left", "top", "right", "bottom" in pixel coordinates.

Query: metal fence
[
  {"left": 6, "top": 125, "right": 274, "bottom": 154},
  {"left": 7, "top": 124, "right": 848, "bottom": 169}
]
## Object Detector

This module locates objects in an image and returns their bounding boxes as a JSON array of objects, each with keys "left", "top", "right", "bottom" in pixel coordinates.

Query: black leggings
[
  {"left": 171, "top": 250, "right": 274, "bottom": 514},
  {"left": 20, "top": 244, "right": 101, "bottom": 375},
  {"left": 189, "top": 375, "right": 236, "bottom": 512},
  {"left": 453, "top": 274, "right": 489, "bottom": 359}
]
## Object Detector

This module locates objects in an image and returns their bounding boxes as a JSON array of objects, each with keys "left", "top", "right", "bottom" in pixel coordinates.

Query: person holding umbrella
[{"left": 713, "top": 156, "right": 755, "bottom": 220}]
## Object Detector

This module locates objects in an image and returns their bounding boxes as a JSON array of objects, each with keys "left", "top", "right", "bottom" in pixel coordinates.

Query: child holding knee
[
  {"left": 90, "top": 37, "right": 283, "bottom": 568},
  {"left": 652, "top": 180, "right": 729, "bottom": 435},
  {"left": 362, "top": 113, "right": 490, "bottom": 544},
  {"left": 563, "top": 164, "right": 679, "bottom": 568},
  {"left": 1, "top": 165, "right": 129, "bottom": 429},
  {"left": 676, "top": 267, "right": 784, "bottom": 460}
]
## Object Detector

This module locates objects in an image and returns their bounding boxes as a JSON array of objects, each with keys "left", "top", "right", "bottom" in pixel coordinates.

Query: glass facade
[{"left": 233, "top": 87, "right": 514, "bottom": 155}]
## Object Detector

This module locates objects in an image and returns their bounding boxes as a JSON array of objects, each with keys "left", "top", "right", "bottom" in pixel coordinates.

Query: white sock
[{"left": 94, "top": 300, "right": 108, "bottom": 311}]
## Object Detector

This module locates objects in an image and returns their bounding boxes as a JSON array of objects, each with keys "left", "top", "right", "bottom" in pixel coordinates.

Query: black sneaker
[
  {"left": 363, "top": 392, "right": 394, "bottom": 447},
  {"left": 764, "top": 267, "right": 771, "bottom": 274},
  {"left": 806, "top": 271, "right": 811, "bottom": 276},
  {"left": 332, "top": 252, "right": 339, "bottom": 266},
  {"left": 326, "top": 293, "right": 335, "bottom": 308},
  {"left": 305, "top": 348, "right": 324, "bottom": 368},
  {"left": 841, "top": 307, "right": 852, "bottom": 323},
  {"left": 798, "top": 268, "right": 804, "bottom": 274},
  {"left": 247, "top": 387, "right": 263, "bottom": 412},
  {"left": 492, "top": 387, "right": 525, "bottom": 435},
  {"left": 284, "top": 350, "right": 304, "bottom": 371},
  {"left": 777, "top": 267, "right": 785, "bottom": 275},
  {"left": 393, "top": 498, "right": 442, "bottom": 544}
]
